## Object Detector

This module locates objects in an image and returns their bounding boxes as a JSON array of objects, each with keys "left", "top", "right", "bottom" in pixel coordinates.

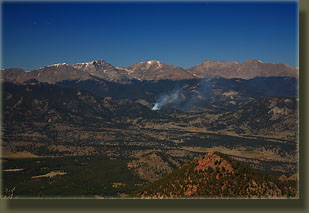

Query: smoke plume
[{"left": 151, "top": 90, "right": 181, "bottom": 111}]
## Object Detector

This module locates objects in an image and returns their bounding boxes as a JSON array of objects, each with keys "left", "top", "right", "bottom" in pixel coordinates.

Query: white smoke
[
  {"left": 152, "top": 103, "right": 160, "bottom": 111},
  {"left": 151, "top": 90, "right": 180, "bottom": 111},
  {"left": 150, "top": 79, "right": 210, "bottom": 112}
]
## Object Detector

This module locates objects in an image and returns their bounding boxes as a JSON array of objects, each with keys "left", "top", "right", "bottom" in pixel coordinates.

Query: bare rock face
[
  {"left": 195, "top": 151, "right": 234, "bottom": 175},
  {"left": 2, "top": 63, "right": 91, "bottom": 84},
  {"left": 1, "top": 60, "right": 131, "bottom": 84},
  {"left": 279, "top": 174, "right": 299, "bottom": 182},
  {"left": 288, "top": 174, "right": 299, "bottom": 181},
  {"left": 127, "top": 60, "right": 194, "bottom": 81},
  {"left": 29, "top": 63, "right": 92, "bottom": 84},
  {"left": 2, "top": 59, "right": 298, "bottom": 84},
  {"left": 187, "top": 59, "right": 298, "bottom": 79},
  {"left": 279, "top": 175, "right": 288, "bottom": 182},
  {"left": 1, "top": 68, "right": 27, "bottom": 83},
  {"left": 187, "top": 60, "right": 240, "bottom": 78},
  {"left": 134, "top": 151, "right": 298, "bottom": 198},
  {"left": 72, "top": 60, "right": 131, "bottom": 83}
]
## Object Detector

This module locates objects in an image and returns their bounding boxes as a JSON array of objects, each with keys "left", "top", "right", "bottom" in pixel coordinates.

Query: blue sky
[{"left": 1, "top": 2, "right": 298, "bottom": 71}]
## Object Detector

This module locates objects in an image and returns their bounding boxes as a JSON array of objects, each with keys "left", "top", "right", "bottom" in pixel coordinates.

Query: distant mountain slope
[
  {"left": 1, "top": 60, "right": 130, "bottom": 84},
  {"left": 2, "top": 63, "right": 92, "bottom": 84},
  {"left": 133, "top": 152, "right": 298, "bottom": 198},
  {"left": 128, "top": 151, "right": 190, "bottom": 182},
  {"left": 2, "top": 81, "right": 177, "bottom": 157},
  {"left": 57, "top": 77, "right": 297, "bottom": 112},
  {"left": 187, "top": 59, "right": 298, "bottom": 79},
  {"left": 2, "top": 81, "right": 172, "bottom": 128},
  {"left": 2, "top": 81, "right": 114, "bottom": 125},
  {"left": 160, "top": 77, "right": 297, "bottom": 112},
  {"left": 127, "top": 60, "right": 194, "bottom": 81},
  {"left": 72, "top": 60, "right": 131, "bottom": 83},
  {"left": 207, "top": 96, "right": 298, "bottom": 138},
  {"left": 2, "top": 81, "right": 118, "bottom": 157},
  {"left": 1, "top": 59, "right": 298, "bottom": 84},
  {"left": 1, "top": 68, "right": 27, "bottom": 83}
]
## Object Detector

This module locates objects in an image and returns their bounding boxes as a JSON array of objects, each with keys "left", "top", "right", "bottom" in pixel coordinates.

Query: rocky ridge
[
  {"left": 187, "top": 59, "right": 298, "bottom": 79},
  {"left": 2, "top": 59, "right": 298, "bottom": 84},
  {"left": 134, "top": 151, "right": 298, "bottom": 198}
]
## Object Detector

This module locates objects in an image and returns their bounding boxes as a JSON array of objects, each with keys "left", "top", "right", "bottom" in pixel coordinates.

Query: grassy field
[{"left": 1, "top": 156, "right": 147, "bottom": 198}]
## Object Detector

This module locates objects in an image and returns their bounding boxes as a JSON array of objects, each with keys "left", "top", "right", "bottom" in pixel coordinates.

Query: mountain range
[
  {"left": 1, "top": 59, "right": 298, "bottom": 84},
  {"left": 1, "top": 58, "right": 299, "bottom": 198}
]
